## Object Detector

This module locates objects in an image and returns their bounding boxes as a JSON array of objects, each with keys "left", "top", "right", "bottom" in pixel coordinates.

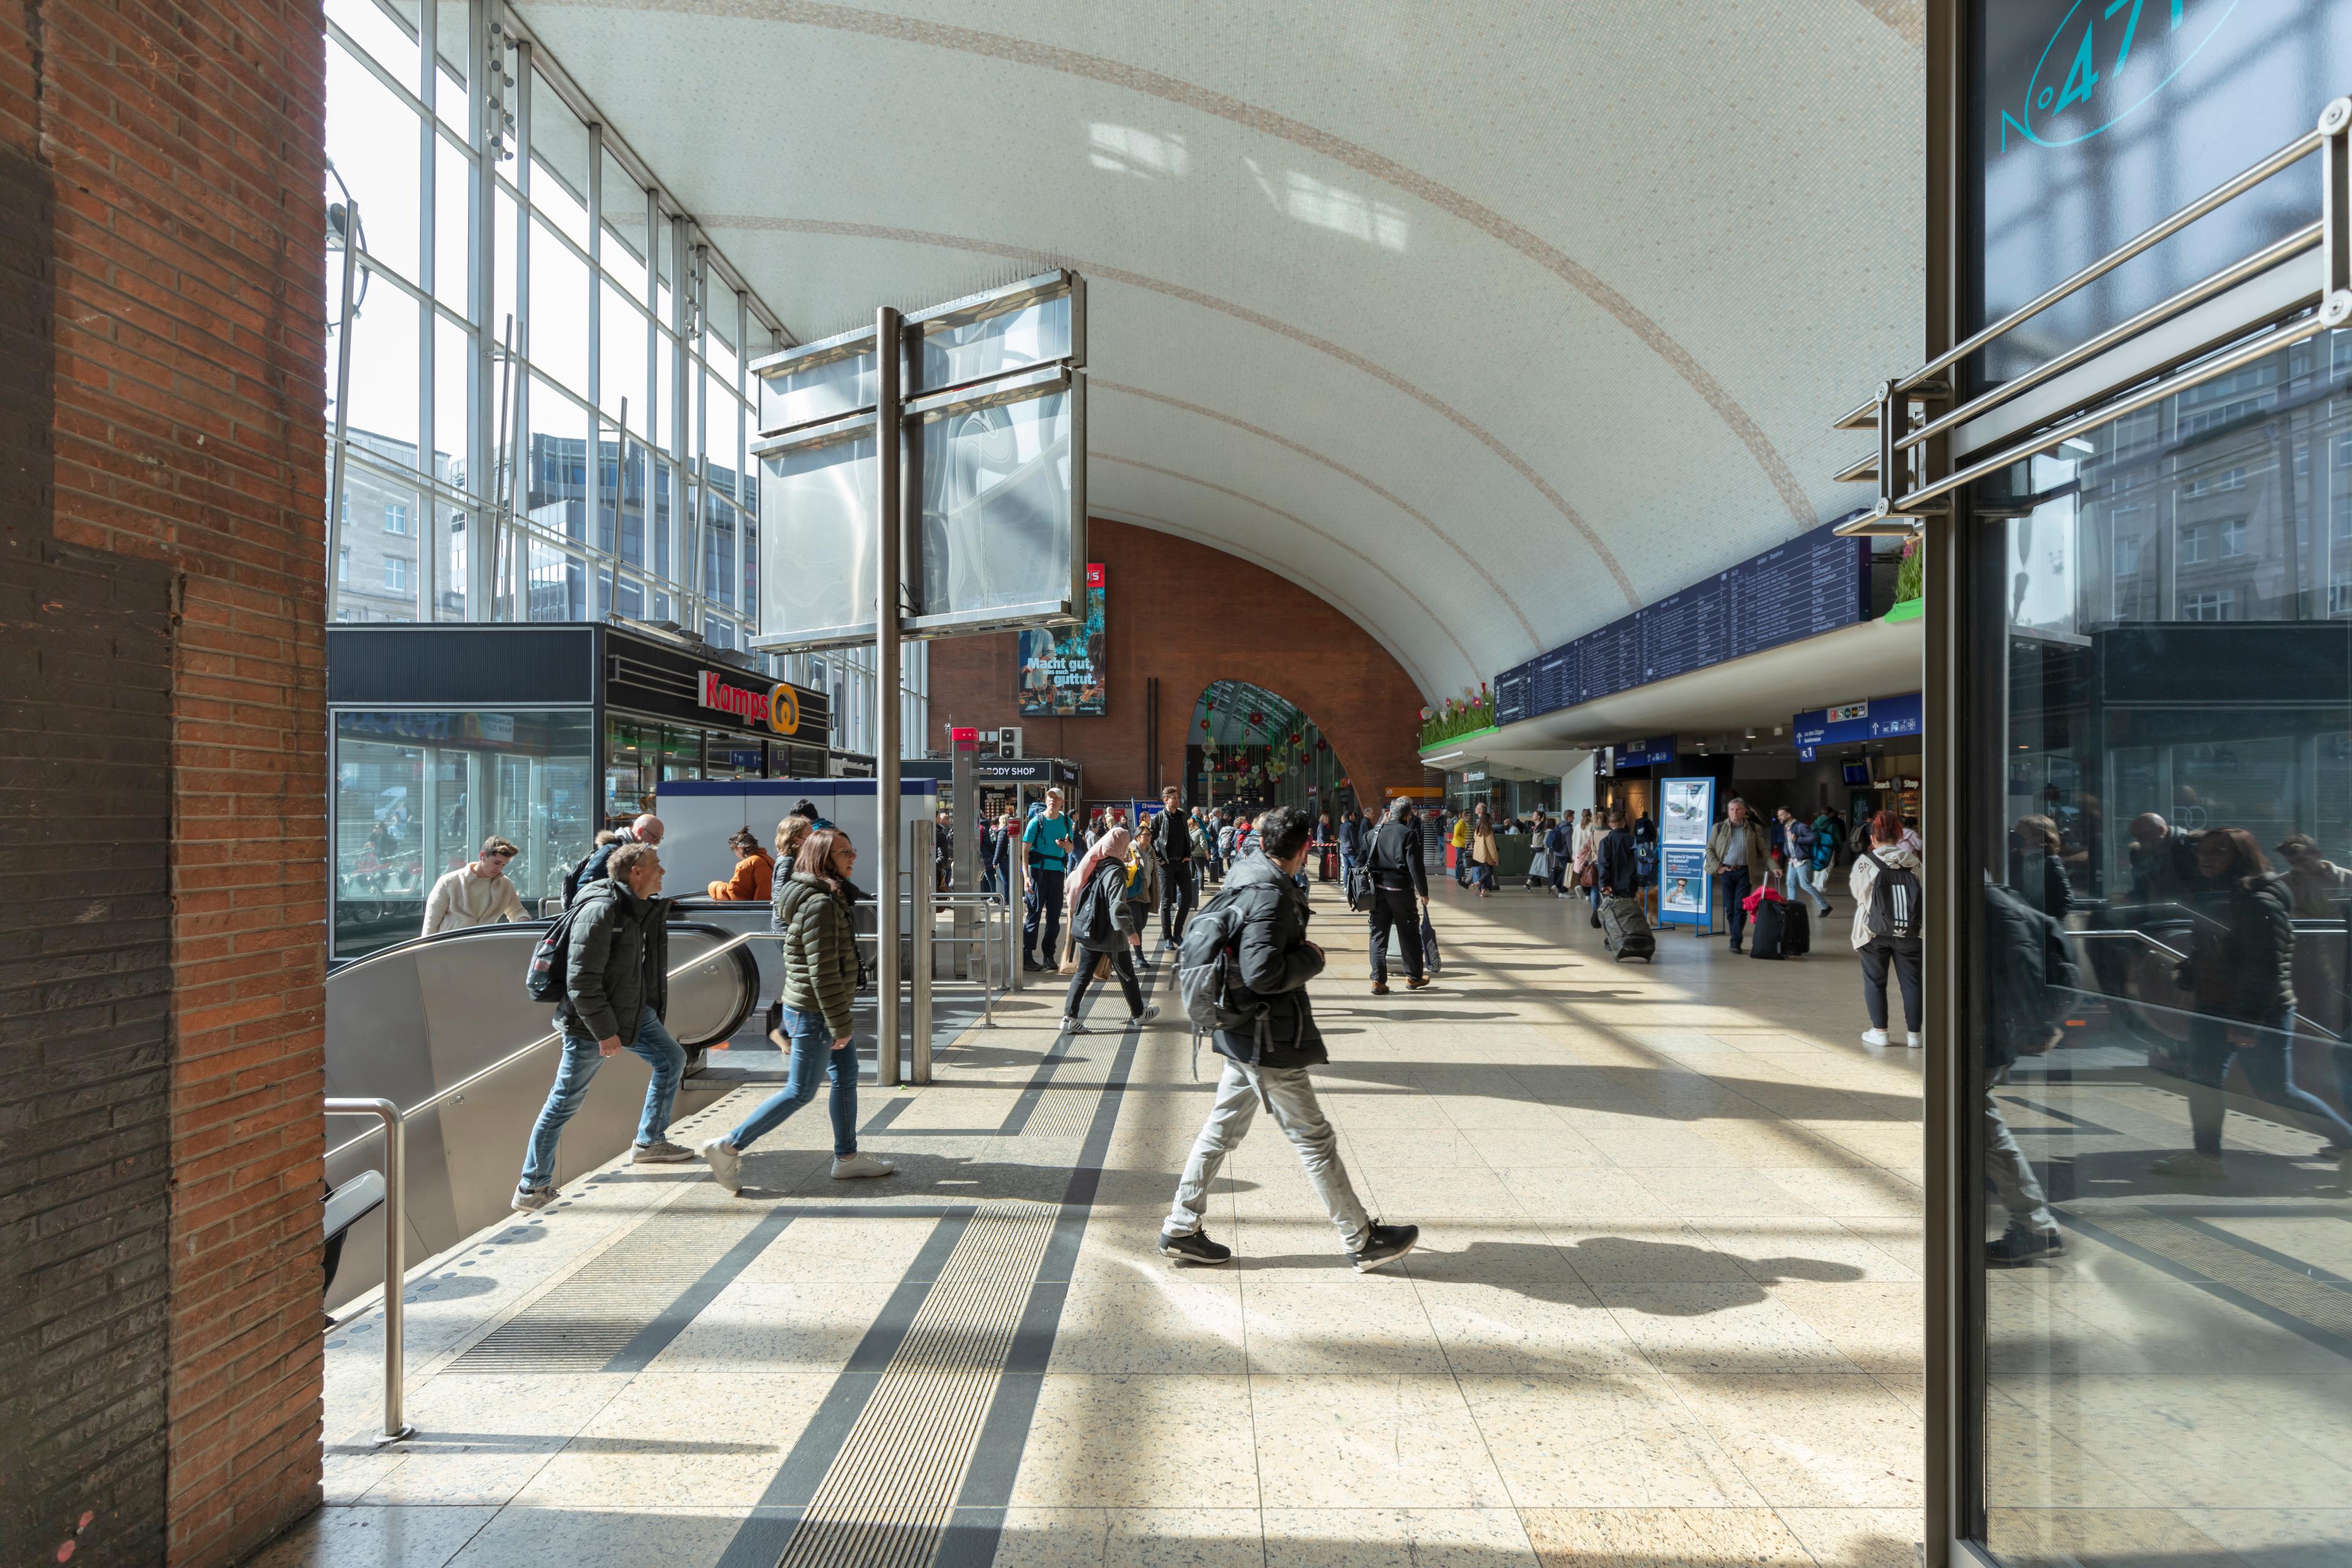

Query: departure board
[{"left": 1488, "top": 521, "right": 1868, "bottom": 728}]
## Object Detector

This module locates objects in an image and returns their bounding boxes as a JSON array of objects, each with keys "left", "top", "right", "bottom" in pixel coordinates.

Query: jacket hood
[
  {"left": 1223, "top": 850, "right": 1295, "bottom": 893},
  {"left": 1868, "top": 845, "right": 1922, "bottom": 872},
  {"left": 576, "top": 876, "right": 638, "bottom": 914},
  {"left": 786, "top": 870, "right": 866, "bottom": 903}
]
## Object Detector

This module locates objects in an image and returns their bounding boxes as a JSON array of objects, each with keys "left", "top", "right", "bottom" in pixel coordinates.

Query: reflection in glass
[
  {"left": 333, "top": 709, "right": 593, "bottom": 956},
  {"left": 916, "top": 388, "right": 1074, "bottom": 620},
  {"left": 1967, "top": 326, "right": 2352, "bottom": 1567},
  {"left": 756, "top": 349, "right": 875, "bottom": 434},
  {"left": 758, "top": 433, "right": 877, "bottom": 642},
  {"left": 913, "top": 293, "right": 1070, "bottom": 393}
]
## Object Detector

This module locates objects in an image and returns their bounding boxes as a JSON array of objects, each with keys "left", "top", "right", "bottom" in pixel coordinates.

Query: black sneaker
[
  {"left": 1022, "top": 956, "right": 1046, "bottom": 973},
  {"left": 1351, "top": 1222, "right": 1419, "bottom": 1273},
  {"left": 1159, "top": 1227, "right": 1233, "bottom": 1265},
  {"left": 1986, "top": 1225, "right": 2065, "bottom": 1265}
]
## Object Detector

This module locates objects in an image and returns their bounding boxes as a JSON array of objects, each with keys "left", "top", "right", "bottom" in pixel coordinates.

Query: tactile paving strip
[
  {"left": 777, "top": 1208, "right": 1058, "bottom": 1568},
  {"left": 2098, "top": 1211, "right": 2352, "bottom": 1345}
]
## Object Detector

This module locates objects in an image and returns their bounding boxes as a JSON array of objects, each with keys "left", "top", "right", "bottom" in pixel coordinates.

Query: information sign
[
  {"left": 1617, "top": 736, "right": 1676, "bottom": 769},
  {"left": 1657, "top": 775, "right": 1715, "bottom": 930}
]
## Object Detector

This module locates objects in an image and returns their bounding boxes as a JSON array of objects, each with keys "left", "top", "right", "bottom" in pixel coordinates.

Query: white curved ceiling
[{"left": 520, "top": 0, "right": 1924, "bottom": 699}]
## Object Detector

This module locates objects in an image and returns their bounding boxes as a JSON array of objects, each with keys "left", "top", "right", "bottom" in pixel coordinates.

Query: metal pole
[
  {"left": 911, "top": 816, "right": 933, "bottom": 1083},
  {"left": 325, "top": 1097, "right": 413, "bottom": 1445},
  {"left": 874, "top": 306, "right": 903, "bottom": 1087},
  {"left": 326, "top": 202, "right": 360, "bottom": 609},
  {"left": 489, "top": 314, "right": 514, "bottom": 619}
]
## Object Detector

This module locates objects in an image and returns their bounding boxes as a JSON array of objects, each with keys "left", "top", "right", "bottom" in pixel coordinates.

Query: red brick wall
[
  {"left": 2, "top": 1, "right": 328, "bottom": 1564},
  {"left": 929, "top": 519, "right": 1430, "bottom": 804}
]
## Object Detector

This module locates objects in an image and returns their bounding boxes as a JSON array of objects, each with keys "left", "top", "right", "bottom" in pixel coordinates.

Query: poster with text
[
  {"left": 1017, "top": 562, "right": 1107, "bottom": 717},
  {"left": 1658, "top": 776, "right": 1714, "bottom": 929}
]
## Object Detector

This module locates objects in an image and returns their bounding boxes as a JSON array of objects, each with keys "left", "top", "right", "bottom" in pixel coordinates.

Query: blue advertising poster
[{"left": 1657, "top": 776, "right": 1714, "bottom": 929}]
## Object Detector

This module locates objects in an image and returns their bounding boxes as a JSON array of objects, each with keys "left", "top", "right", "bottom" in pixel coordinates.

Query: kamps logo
[{"left": 2001, "top": 0, "right": 2238, "bottom": 152}]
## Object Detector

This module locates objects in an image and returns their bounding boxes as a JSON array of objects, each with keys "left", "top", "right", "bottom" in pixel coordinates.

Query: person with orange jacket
[{"left": 707, "top": 829, "right": 774, "bottom": 901}]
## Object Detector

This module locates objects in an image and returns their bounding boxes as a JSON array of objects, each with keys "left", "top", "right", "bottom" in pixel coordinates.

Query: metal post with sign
[{"left": 745, "top": 271, "right": 1088, "bottom": 1085}]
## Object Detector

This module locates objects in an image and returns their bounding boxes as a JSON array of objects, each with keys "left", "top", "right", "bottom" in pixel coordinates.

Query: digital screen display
[{"left": 1017, "top": 562, "right": 1106, "bottom": 717}]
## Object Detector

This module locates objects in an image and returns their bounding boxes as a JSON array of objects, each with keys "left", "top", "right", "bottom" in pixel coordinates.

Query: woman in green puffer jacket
[{"left": 701, "top": 827, "right": 895, "bottom": 1192}]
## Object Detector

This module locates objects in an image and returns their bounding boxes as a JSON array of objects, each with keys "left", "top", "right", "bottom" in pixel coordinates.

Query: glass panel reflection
[
  {"left": 333, "top": 709, "right": 593, "bottom": 957},
  {"left": 913, "top": 292, "right": 1071, "bottom": 393},
  {"left": 915, "top": 386, "right": 1073, "bottom": 620},
  {"left": 1969, "top": 326, "right": 2352, "bottom": 1567},
  {"left": 757, "top": 432, "right": 877, "bottom": 643}
]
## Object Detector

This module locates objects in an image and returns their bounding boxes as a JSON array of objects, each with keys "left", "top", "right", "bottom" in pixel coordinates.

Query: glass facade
[
  {"left": 321, "top": 0, "right": 927, "bottom": 754},
  {"left": 1963, "top": 327, "right": 2352, "bottom": 1566},
  {"left": 333, "top": 708, "right": 595, "bottom": 956}
]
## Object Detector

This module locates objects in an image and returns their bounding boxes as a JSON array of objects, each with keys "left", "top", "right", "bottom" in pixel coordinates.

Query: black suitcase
[
  {"left": 1780, "top": 901, "right": 1812, "bottom": 957},
  {"left": 1600, "top": 895, "right": 1654, "bottom": 962},
  {"left": 1748, "top": 899, "right": 1787, "bottom": 960}
]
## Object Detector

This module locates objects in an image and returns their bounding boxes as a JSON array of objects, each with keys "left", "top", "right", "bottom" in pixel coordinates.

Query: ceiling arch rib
[
  {"left": 1091, "top": 451, "right": 1482, "bottom": 677},
  {"left": 699, "top": 214, "right": 1613, "bottom": 623},
  {"left": 548, "top": 0, "right": 1816, "bottom": 529}
]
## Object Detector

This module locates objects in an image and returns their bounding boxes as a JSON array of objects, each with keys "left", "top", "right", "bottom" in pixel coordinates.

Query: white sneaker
[
  {"left": 1860, "top": 1028, "right": 1890, "bottom": 1047},
  {"left": 831, "top": 1152, "right": 896, "bottom": 1180},
  {"left": 1904, "top": 1031, "right": 1924, "bottom": 1049},
  {"left": 701, "top": 1137, "right": 743, "bottom": 1194}
]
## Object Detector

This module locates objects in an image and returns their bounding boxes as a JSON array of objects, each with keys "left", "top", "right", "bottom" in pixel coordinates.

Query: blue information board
[
  {"left": 1483, "top": 522, "right": 1869, "bottom": 729},
  {"left": 1656, "top": 776, "right": 1715, "bottom": 930},
  {"left": 1792, "top": 692, "right": 1922, "bottom": 759},
  {"left": 1616, "top": 736, "right": 1676, "bottom": 769}
]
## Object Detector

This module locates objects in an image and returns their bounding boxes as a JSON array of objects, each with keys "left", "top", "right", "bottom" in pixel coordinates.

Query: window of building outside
[
  {"left": 331, "top": 708, "right": 594, "bottom": 957},
  {"left": 320, "top": 0, "right": 922, "bottom": 760}
]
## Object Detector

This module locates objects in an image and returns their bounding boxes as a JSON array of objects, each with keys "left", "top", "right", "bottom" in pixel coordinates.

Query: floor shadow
[
  {"left": 1232, "top": 1236, "right": 1864, "bottom": 1303},
  {"left": 1310, "top": 1058, "right": 1923, "bottom": 1122}
]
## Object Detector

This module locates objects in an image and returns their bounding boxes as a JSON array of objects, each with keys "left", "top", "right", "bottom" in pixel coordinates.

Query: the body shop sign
[{"left": 699, "top": 670, "right": 806, "bottom": 737}]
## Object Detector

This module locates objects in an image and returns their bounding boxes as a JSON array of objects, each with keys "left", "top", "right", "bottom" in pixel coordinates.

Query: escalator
[{"left": 323, "top": 916, "right": 762, "bottom": 1311}]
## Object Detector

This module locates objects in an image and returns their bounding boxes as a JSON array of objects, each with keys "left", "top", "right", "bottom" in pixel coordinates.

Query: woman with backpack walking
[
  {"left": 1850, "top": 811, "right": 1925, "bottom": 1047},
  {"left": 1061, "top": 824, "right": 1161, "bottom": 1033},
  {"left": 701, "top": 828, "right": 895, "bottom": 1193}
]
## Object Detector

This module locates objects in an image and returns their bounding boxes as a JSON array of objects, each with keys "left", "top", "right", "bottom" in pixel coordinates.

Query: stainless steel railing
[
  {"left": 322, "top": 1098, "right": 413, "bottom": 1444},
  {"left": 1833, "top": 96, "right": 2352, "bottom": 532}
]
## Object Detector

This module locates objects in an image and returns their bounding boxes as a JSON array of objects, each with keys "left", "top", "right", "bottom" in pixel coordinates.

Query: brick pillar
[{"left": 1, "top": 2, "right": 328, "bottom": 1564}]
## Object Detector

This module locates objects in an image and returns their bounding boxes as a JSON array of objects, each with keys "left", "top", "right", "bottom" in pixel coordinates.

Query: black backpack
[
  {"left": 524, "top": 902, "right": 589, "bottom": 1003},
  {"left": 1865, "top": 852, "right": 1924, "bottom": 951},
  {"left": 1072, "top": 862, "right": 1120, "bottom": 946}
]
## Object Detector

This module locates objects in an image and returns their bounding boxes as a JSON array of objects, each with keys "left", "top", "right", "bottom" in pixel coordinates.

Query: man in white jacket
[{"left": 423, "top": 835, "right": 526, "bottom": 935}]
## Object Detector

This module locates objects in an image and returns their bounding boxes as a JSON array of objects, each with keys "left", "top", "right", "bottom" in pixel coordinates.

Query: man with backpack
[
  {"left": 1849, "top": 810, "right": 1924, "bottom": 1047},
  {"left": 1163, "top": 807, "right": 1419, "bottom": 1272},
  {"left": 1777, "top": 806, "right": 1832, "bottom": 918},
  {"left": 515, "top": 842, "right": 695, "bottom": 1212},
  {"left": 564, "top": 813, "right": 664, "bottom": 905},
  {"left": 1363, "top": 797, "right": 1430, "bottom": 995},
  {"left": 1980, "top": 876, "right": 2070, "bottom": 1262}
]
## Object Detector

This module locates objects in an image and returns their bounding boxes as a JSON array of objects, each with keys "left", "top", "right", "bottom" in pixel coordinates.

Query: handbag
[
  {"left": 1419, "top": 911, "right": 1443, "bottom": 976},
  {"left": 1577, "top": 863, "right": 1598, "bottom": 889}
]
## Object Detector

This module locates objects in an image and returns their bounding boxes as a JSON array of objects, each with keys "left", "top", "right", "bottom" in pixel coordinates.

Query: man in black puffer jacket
[{"left": 1158, "top": 806, "right": 1419, "bottom": 1273}]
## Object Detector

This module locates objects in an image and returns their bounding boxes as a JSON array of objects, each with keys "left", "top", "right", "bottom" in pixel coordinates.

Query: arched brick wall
[{"left": 925, "top": 519, "right": 1430, "bottom": 805}]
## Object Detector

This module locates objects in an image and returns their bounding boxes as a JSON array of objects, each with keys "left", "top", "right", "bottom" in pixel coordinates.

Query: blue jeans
[
  {"left": 2185, "top": 1010, "right": 2352, "bottom": 1155},
  {"left": 726, "top": 1006, "right": 858, "bottom": 1157},
  {"left": 519, "top": 1005, "right": 685, "bottom": 1188}
]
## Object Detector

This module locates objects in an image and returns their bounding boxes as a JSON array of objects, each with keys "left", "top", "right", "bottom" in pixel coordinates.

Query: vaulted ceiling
[{"left": 519, "top": 0, "right": 1924, "bottom": 699}]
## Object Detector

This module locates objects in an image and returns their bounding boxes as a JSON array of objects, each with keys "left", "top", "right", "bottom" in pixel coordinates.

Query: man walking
[
  {"left": 568, "top": 812, "right": 665, "bottom": 903},
  {"left": 1777, "top": 806, "right": 1832, "bottom": 918},
  {"left": 1155, "top": 786, "right": 1199, "bottom": 946},
  {"left": 1159, "top": 807, "right": 1419, "bottom": 1273},
  {"left": 1705, "top": 796, "right": 1772, "bottom": 953},
  {"left": 1336, "top": 806, "right": 1368, "bottom": 901},
  {"left": 1364, "top": 797, "right": 1430, "bottom": 995},
  {"left": 515, "top": 842, "right": 694, "bottom": 1210},
  {"left": 1021, "top": 787, "right": 1075, "bottom": 971}
]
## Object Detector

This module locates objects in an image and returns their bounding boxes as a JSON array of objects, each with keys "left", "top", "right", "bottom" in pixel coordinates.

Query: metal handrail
[
  {"left": 322, "top": 1098, "right": 413, "bottom": 1444},
  {"left": 1833, "top": 96, "right": 2352, "bottom": 529}
]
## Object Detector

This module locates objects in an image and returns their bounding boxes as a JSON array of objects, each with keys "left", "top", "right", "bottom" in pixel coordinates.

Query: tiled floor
[{"left": 271, "top": 878, "right": 1936, "bottom": 1567}]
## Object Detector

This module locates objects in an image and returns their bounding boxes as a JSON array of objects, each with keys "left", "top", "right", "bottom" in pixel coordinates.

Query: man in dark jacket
[
  {"left": 1159, "top": 807, "right": 1419, "bottom": 1273},
  {"left": 567, "top": 812, "right": 665, "bottom": 904},
  {"left": 1981, "top": 877, "right": 2067, "bottom": 1263},
  {"left": 515, "top": 842, "right": 693, "bottom": 1210},
  {"left": 1596, "top": 808, "right": 1640, "bottom": 902},
  {"left": 1336, "top": 807, "right": 1368, "bottom": 893},
  {"left": 1365, "top": 797, "right": 1430, "bottom": 995},
  {"left": 1155, "top": 786, "right": 1197, "bottom": 945}
]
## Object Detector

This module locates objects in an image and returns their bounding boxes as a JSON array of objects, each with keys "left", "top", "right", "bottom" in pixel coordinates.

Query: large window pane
[
  {"left": 336, "top": 278, "right": 420, "bottom": 452},
  {"left": 601, "top": 151, "right": 649, "bottom": 301},
  {"left": 326, "top": 36, "right": 421, "bottom": 282},
  {"left": 329, "top": 0, "right": 418, "bottom": 84},
  {"left": 522, "top": 379, "right": 587, "bottom": 619},
  {"left": 333, "top": 472, "right": 421, "bottom": 623},
  {"left": 600, "top": 282, "right": 648, "bottom": 431},
  {"left": 528, "top": 217, "right": 590, "bottom": 398},
  {"left": 528, "top": 70, "right": 592, "bottom": 247},
  {"left": 1966, "top": 325, "right": 2352, "bottom": 1568},
  {"left": 434, "top": 497, "right": 467, "bottom": 621},
  {"left": 434, "top": 132, "right": 470, "bottom": 312},
  {"left": 432, "top": 311, "right": 469, "bottom": 489},
  {"left": 331, "top": 709, "right": 594, "bottom": 956}
]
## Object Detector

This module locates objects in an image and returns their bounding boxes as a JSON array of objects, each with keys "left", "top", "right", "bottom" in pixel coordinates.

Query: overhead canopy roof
[{"left": 519, "top": 0, "right": 1924, "bottom": 700}]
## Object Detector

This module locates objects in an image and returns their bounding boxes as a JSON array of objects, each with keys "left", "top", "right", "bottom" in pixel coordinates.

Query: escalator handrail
[{"left": 325, "top": 924, "right": 775, "bottom": 1161}]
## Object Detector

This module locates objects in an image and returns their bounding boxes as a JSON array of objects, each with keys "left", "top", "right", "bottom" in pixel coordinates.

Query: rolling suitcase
[
  {"left": 1748, "top": 899, "right": 1787, "bottom": 960},
  {"left": 1779, "top": 901, "right": 1812, "bottom": 957},
  {"left": 1600, "top": 895, "right": 1654, "bottom": 962}
]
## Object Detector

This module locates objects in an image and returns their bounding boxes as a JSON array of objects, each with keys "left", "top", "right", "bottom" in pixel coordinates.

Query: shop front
[
  {"left": 326, "top": 622, "right": 837, "bottom": 957},
  {"left": 974, "top": 756, "right": 1084, "bottom": 826}
]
